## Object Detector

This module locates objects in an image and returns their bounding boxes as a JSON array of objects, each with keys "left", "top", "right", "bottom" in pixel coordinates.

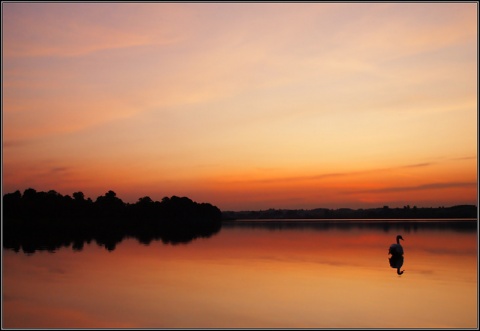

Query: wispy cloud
[
  {"left": 50, "top": 167, "right": 70, "bottom": 174},
  {"left": 2, "top": 140, "right": 32, "bottom": 148},
  {"left": 231, "top": 163, "right": 435, "bottom": 184},
  {"left": 2, "top": 3, "right": 183, "bottom": 58},
  {"left": 397, "top": 163, "right": 432, "bottom": 169},
  {"left": 343, "top": 182, "right": 477, "bottom": 195},
  {"left": 450, "top": 156, "right": 477, "bottom": 161}
]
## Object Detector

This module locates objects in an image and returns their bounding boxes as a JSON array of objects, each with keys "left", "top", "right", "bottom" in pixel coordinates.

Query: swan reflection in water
[
  {"left": 389, "top": 254, "right": 405, "bottom": 275},
  {"left": 388, "top": 235, "right": 405, "bottom": 275}
]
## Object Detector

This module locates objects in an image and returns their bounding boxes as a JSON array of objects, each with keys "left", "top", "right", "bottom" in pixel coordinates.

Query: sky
[{"left": 2, "top": 2, "right": 478, "bottom": 211}]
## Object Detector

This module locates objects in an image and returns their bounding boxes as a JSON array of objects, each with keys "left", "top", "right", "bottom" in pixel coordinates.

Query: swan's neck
[{"left": 396, "top": 237, "right": 401, "bottom": 244}]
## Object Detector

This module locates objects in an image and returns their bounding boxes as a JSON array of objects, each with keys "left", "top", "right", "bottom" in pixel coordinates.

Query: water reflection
[
  {"left": 3, "top": 223, "right": 477, "bottom": 328},
  {"left": 389, "top": 254, "right": 405, "bottom": 275},
  {"left": 388, "top": 234, "right": 405, "bottom": 275},
  {"left": 223, "top": 219, "right": 477, "bottom": 233},
  {"left": 3, "top": 219, "right": 476, "bottom": 255},
  {"left": 3, "top": 218, "right": 222, "bottom": 254}
]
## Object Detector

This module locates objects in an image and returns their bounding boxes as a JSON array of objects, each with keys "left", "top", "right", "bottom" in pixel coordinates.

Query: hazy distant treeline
[
  {"left": 222, "top": 204, "right": 478, "bottom": 220},
  {"left": 3, "top": 188, "right": 222, "bottom": 253}
]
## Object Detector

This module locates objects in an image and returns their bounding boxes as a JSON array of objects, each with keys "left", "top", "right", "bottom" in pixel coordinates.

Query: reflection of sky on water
[
  {"left": 223, "top": 219, "right": 477, "bottom": 232},
  {"left": 3, "top": 223, "right": 478, "bottom": 328}
]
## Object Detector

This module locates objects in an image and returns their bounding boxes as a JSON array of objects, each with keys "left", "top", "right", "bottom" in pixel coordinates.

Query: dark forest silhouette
[{"left": 3, "top": 189, "right": 222, "bottom": 253}]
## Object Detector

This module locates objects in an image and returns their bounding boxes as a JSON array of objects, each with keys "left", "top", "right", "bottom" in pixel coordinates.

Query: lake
[{"left": 2, "top": 219, "right": 478, "bottom": 328}]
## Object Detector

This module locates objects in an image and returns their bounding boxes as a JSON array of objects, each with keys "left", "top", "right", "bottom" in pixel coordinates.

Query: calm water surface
[{"left": 3, "top": 220, "right": 478, "bottom": 328}]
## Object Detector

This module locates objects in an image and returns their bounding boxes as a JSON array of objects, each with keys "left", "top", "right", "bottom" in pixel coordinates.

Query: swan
[{"left": 388, "top": 235, "right": 404, "bottom": 256}]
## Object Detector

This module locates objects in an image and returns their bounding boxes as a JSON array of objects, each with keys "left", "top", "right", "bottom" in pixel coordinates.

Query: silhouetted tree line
[
  {"left": 222, "top": 204, "right": 478, "bottom": 220},
  {"left": 3, "top": 188, "right": 222, "bottom": 253}
]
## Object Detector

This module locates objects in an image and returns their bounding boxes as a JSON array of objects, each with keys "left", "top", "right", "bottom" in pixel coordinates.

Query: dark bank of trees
[{"left": 3, "top": 188, "right": 222, "bottom": 254}]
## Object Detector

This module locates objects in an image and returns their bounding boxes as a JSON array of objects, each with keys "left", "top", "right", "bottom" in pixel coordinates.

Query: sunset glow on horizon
[{"left": 2, "top": 2, "right": 478, "bottom": 211}]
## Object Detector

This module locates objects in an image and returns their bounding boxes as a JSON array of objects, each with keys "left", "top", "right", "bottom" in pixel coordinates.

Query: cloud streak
[
  {"left": 229, "top": 163, "right": 435, "bottom": 184},
  {"left": 343, "top": 182, "right": 477, "bottom": 195},
  {"left": 2, "top": 3, "right": 185, "bottom": 58}
]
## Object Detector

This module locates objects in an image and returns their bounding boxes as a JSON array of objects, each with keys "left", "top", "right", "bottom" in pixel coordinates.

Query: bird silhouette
[{"left": 388, "top": 235, "right": 404, "bottom": 256}]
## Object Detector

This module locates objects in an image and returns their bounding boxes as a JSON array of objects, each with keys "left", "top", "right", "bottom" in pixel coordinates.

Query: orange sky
[{"left": 2, "top": 2, "right": 478, "bottom": 210}]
